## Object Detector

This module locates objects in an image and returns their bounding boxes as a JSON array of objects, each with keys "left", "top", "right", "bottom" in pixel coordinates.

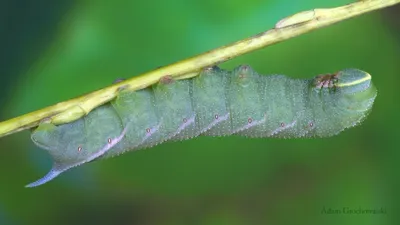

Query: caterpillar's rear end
[{"left": 28, "top": 66, "right": 377, "bottom": 187}]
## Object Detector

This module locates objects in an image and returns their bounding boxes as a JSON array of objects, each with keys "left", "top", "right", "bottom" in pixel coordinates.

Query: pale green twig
[{"left": 0, "top": 0, "right": 399, "bottom": 138}]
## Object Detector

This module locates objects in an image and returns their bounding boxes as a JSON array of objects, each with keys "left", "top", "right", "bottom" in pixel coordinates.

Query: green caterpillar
[{"left": 27, "top": 66, "right": 377, "bottom": 187}]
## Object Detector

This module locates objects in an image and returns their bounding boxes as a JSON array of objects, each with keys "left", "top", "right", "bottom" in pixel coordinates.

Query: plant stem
[{"left": 0, "top": 0, "right": 399, "bottom": 138}]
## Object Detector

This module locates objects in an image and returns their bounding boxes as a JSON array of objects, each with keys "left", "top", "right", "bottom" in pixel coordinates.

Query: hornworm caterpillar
[{"left": 28, "top": 66, "right": 377, "bottom": 187}]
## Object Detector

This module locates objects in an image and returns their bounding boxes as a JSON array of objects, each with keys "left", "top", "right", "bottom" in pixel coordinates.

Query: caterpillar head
[
  {"left": 312, "top": 69, "right": 377, "bottom": 136},
  {"left": 314, "top": 68, "right": 376, "bottom": 107},
  {"left": 334, "top": 68, "right": 377, "bottom": 112},
  {"left": 335, "top": 69, "right": 374, "bottom": 94}
]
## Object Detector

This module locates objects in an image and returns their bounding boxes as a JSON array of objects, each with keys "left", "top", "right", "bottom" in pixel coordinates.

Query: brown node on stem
[{"left": 113, "top": 78, "right": 126, "bottom": 84}]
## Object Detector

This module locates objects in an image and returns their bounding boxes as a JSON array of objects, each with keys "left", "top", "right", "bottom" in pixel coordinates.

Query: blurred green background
[{"left": 1, "top": 0, "right": 399, "bottom": 224}]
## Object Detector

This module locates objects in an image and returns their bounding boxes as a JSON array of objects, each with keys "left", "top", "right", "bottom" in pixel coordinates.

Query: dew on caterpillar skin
[
  {"left": 280, "top": 122, "right": 285, "bottom": 127},
  {"left": 309, "top": 122, "right": 314, "bottom": 127},
  {"left": 107, "top": 138, "right": 112, "bottom": 144},
  {"left": 183, "top": 118, "right": 187, "bottom": 123},
  {"left": 248, "top": 118, "right": 253, "bottom": 124},
  {"left": 214, "top": 114, "right": 219, "bottom": 120},
  {"left": 146, "top": 128, "right": 151, "bottom": 133},
  {"left": 78, "top": 146, "right": 82, "bottom": 152}
]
